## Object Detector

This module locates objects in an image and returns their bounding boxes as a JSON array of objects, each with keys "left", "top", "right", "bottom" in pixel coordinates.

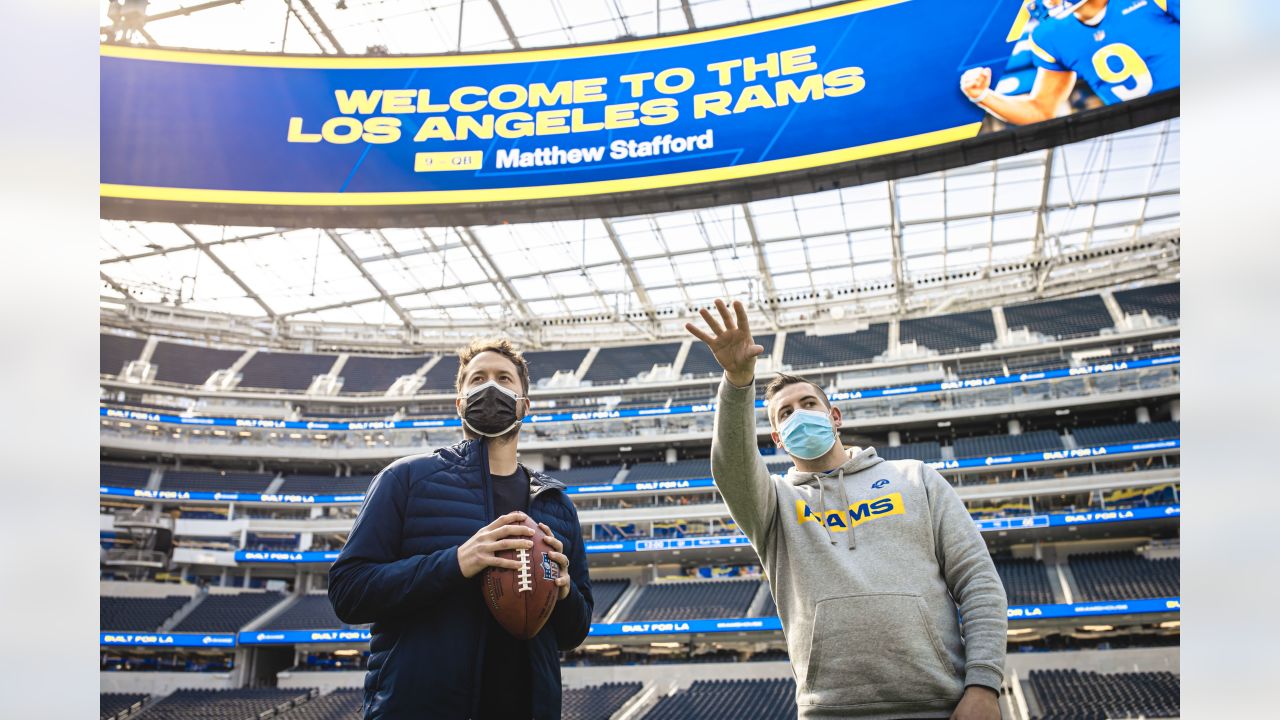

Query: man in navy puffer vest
[{"left": 330, "top": 338, "right": 593, "bottom": 719}]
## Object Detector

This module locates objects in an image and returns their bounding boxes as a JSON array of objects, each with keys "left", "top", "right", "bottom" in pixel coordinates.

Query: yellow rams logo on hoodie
[{"left": 795, "top": 492, "right": 905, "bottom": 531}]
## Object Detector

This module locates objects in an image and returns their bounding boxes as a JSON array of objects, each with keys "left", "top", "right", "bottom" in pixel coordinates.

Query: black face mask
[{"left": 460, "top": 380, "right": 524, "bottom": 437}]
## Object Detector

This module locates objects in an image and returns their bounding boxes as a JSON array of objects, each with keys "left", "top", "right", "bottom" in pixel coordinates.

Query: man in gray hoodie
[{"left": 686, "top": 299, "right": 1006, "bottom": 720}]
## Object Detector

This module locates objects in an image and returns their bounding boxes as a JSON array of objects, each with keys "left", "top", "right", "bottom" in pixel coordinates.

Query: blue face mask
[{"left": 778, "top": 408, "right": 837, "bottom": 460}]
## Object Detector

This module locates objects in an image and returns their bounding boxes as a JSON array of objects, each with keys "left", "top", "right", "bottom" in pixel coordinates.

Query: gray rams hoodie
[{"left": 710, "top": 375, "right": 1007, "bottom": 719}]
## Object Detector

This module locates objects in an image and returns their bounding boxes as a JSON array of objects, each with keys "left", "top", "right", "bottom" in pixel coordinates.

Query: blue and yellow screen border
[{"left": 99, "top": 0, "right": 986, "bottom": 207}]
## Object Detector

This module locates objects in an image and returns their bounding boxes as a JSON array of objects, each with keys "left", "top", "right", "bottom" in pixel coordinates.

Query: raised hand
[{"left": 684, "top": 299, "right": 765, "bottom": 387}]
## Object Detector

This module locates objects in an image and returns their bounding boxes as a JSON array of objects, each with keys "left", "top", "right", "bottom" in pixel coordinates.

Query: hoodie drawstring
[
  {"left": 817, "top": 474, "right": 835, "bottom": 546},
  {"left": 817, "top": 468, "right": 855, "bottom": 549},
  {"left": 835, "top": 468, "right": 855, "bottom": 550}
]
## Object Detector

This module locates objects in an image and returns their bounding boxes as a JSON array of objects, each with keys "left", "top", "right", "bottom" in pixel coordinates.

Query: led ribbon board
[
  {"left": 101, "top": 0, "right": 1028, "bottom": 222},
  {"left": 210, "top": 506, "right": 1180, "bottom": 563},
  {"left": 103, "top": 597, "right": 1183, "bottom": 647},
  {"left": 99, "top": 632, "right": 236, "bottom": 647},
  {"left": 96, "top": 354, "right": 1179, "bottom": 432},
  {"left": 97, "top": 440, "right": 1181, "bottom": 504}
]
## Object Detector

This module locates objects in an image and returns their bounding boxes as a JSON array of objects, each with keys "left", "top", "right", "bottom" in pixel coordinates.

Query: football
[{"left": 481, "top": 517, "right": 560, "bottom": 639}]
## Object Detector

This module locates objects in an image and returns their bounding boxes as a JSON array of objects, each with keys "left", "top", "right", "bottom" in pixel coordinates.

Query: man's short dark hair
[
  {"left": 763, "top": 373, "right": 831, "bottom": 427},
  {"left": 455, "top": 337, "right": 530, "bottom": 396}
]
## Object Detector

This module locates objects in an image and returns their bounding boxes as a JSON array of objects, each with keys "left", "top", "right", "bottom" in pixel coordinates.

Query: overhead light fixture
[
  {"left": 1080, "top": 624, "right": 1114, "bottom": 632},
  {"left": 1006, "top": 628, "right": 1034, "bottom": 636},
  {"left": 650, "top": 642, "right": 682, "bottom": 649},
  {"left": 333, "top": 649, "right": 360, "bottom": 656},
  {"left": 1159, "top": 620, "right": 1180, "bottom": 629}
]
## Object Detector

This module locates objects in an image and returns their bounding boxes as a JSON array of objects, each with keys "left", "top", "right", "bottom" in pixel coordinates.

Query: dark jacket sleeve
[
  {"left": 547, "top": 500, "right": 593, "bottom": 650},
  {"left": 328, "top": 463, "right": 467, "bottom": 625}
]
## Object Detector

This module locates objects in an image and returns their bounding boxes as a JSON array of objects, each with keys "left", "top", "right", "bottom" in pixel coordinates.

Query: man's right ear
[{"left": 770, "top": 430, "right": 781, "bottom": 448}]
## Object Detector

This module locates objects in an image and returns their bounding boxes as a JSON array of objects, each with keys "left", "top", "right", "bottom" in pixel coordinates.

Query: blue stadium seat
[
  {"left": 953, "top": 430, "right": 1062, "bottom": 459},
  {"left": 1068, "top": 551, "right": 1179, "bottom": 601},
  {"left": 751, "top": 648, "right": 790, "bottom": 662},
  {"left": 160, "top": 469, "right": 274, "bottom": 493},
  {"left": 875, "top": 442, "right": 943, "bottom": 462},
  {"left": 277, "top": 474, "right": 374, "bottom": 495},
  {"left": 781, "top": 325, "right": 889, "bottom": 369},
  {"left": 276, "top": 689, "right": 363, "bottom": 719},
  {"left": 899, "top": 310, "right": 997, "bottom": 354},
  {"left": 1072, "top": 421, "right": 1179, "bottom": 447},
  {"left": 264, "top": 594, "right": 354, "bottom": 631},
  {"left": 238, "top": 351, "right": 338, "bottom": 391},
  {"left": 1113, "top": 281, "right": 1179, "bottom": 321},
  {"left": 150, "top": 340, "right": 245, "bottom": 386},
  {"left": 172, "top": 592, "right": 285, "bottom": 632},
  {"left": 583, "top": 342, "right": 683, "bottom": 384},
  {"left": 1003, "top": 295, "right": 1114, "bottom": 340},
  {"left": 1029, "top": 669, "right": 1179, "bottom": 719},
  {"left": 625, "top": 459, "right": 711, "bottom": 483},
  {"left": 246, "top": 532, "right": 299, "bottom": 551},
  {"left": 562, "top": 682, "right": 642, "bottom": 720},
  {"left": 525, "top": 348, "right": 590, "bottom": 382},
  {"left": 590, "top": 579, "right": 631, "bottom": 622},
  {"left": 623, "top": 579, "right": 760, "bottom": 622},
  {"left": 339, "top": 355, "right": 430, "bottom": 394},
  {"left": 100, "top": 334, "right": 145, "bottom": 377},
  {"left": 993, "top": 558, "right": 1055, "bottom": 605},
  {"left": 763, "top": 460, "right": 792, "bottom": 479},
  {"left": 419, "top": 355, "right": 460, "bottom": 392},
  {"left": 643, "top": 678, "right": 797, "bottom": 720},
  {"left": 101, "top": 463, "right": 151, "bottom": 489},
  {"left": 134, "top": 689, "right": 315, "bottom": 720},
  {"left": 100, "top": 595, "right": 190, "bottom": 631},
  {"left": 1005, "top": 353, "right": 1070, "bottom": 374},
  {"left": 549, "top": 465, "right": 623, "bottom": 486},
  {"left": 100, "top": 692, "right": 149, "bottom": 720}
]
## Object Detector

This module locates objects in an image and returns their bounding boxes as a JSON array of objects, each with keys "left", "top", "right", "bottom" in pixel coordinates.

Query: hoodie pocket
[{"left": 800, "top": 593, "right": 962, "bottom": 708}]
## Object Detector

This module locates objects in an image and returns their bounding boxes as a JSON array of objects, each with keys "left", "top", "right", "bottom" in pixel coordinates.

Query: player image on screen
[{"left": 960, "top": 0, "right": 1179, "bottom": 126}]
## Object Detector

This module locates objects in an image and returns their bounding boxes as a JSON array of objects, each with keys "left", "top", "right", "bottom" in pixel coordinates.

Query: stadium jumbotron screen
[{"left": 100, "top": 0, "right": 1179, "bottom": 225}]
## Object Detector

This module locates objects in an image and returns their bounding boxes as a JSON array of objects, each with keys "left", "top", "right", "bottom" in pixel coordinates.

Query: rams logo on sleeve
[{"left": 796, "top": 492, "right": 905, "bottom": 531}]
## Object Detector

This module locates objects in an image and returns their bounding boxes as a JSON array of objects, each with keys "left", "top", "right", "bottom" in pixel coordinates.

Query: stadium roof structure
[
  {"left": 99, "top": 1, "right": 1181, "bottom": 352},
  {"left": 102, "top": 0, "right": 864, "bottom": 56}
]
